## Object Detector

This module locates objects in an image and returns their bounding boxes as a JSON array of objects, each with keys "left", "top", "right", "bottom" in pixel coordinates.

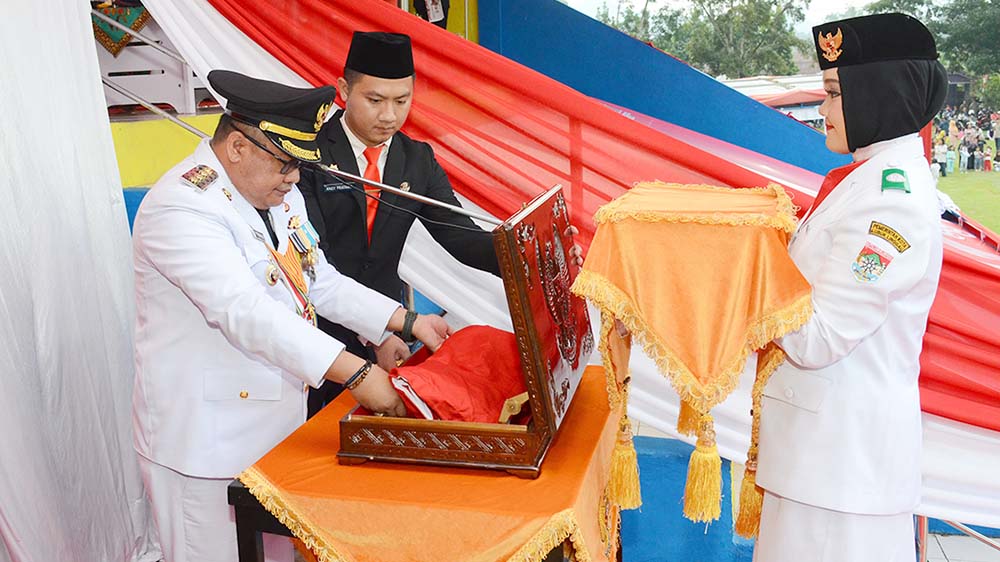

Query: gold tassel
[
  {"left": 676, "top": 399, "right": 699, "bottom": 436},
  {"left": 683, "top": 412, "right": 722, "bottom": 523},
  {"left": 733, "top": 343, "right": 786, "bottom": 538},
  {"left": 609, "top": 414, "right": 642, "bottom": 509},
  {"left": 734, "top": 457, "right": 763, "bottom": 538}
]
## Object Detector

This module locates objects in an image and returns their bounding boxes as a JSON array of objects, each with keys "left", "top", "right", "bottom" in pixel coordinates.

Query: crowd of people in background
[{"left": 931, "top": 104, "right": 999, "bottom": 177}]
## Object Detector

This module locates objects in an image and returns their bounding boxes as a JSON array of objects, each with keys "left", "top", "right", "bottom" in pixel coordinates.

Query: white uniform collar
[
  {"left": 193, "top": 138, "right": 234, "bottom": 187},
  {"left": 852, "top": 133, "right": 922, "bottom": 163},
  {"left": 193, "top": 139, "right": 289, "bottom": 252}
]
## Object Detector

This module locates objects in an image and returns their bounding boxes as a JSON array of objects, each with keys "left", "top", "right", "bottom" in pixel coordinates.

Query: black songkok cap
[
  {"left": 813, "top": 13, "right": 938, "bottom": 70},
  {"left": 207, "top": 69, "right": 336, "bottom": 163},
  {"left": 345, "top": 32, "right": 415, "bottom": 79}
]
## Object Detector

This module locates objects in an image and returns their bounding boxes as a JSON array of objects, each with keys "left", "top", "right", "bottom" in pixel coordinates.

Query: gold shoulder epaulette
[{"left": 180, "top": 164, "right": 218, "bottom": 191}]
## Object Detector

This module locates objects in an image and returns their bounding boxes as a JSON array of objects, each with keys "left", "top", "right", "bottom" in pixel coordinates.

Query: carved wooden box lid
[{"left": 339, "top": 185, "right": 593, "bottom": 477}]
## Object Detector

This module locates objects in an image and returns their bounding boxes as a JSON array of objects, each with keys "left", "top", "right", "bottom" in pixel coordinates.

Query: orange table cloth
[
  {"left": 239, "top": 367, "right": 620, "bottom": 562},
  {"left": 571, "top": 182, "right": 812, "bottom": 529},
  {"left": 572, "top": 181, "right": 810, "bottom": 413}
]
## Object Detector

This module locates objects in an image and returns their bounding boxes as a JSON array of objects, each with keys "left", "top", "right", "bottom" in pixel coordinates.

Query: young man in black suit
[{"left": 298, "top": 31, "right": 501, "bottom": 416}]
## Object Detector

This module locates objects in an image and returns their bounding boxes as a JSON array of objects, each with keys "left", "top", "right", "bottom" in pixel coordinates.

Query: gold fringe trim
[
  {"left": 238, "top": 466, "right": 352, "bottom": 562},
  {"left": 293, "top": 538, "right": 319, "bottom": 562},
  {"left": 734, "top": 342, "right": 787, "bottom": 538},
  {"left": 597, "top": 310, "right": 625, "bottom": 410},
  {"left": 594, "top": 182, "right": 799, "bottom": 234},
  {"left": 505, "top": 509, "right": 594, "bottom": 562},
  {"left": 571, "top": 269, "right": 812, "bottom": 415}
]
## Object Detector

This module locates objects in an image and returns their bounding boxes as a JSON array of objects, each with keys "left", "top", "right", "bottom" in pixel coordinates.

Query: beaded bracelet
[{"left": 344, "top": 360, "right": 373, "bottom": 390}]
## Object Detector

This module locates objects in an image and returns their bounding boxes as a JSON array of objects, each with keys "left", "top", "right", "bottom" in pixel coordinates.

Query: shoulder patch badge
[
  {"left": 852, "top": 242, "right": 893, "bottom": 283},
  {"left": 180, "top": 164, "right": 218, "bottom": 191},
  {"left": 869, "top": 221, "right": 910, "bottom": 252},
  {"left": 881, "top": 168, "right": 910, "bottom": 193}
]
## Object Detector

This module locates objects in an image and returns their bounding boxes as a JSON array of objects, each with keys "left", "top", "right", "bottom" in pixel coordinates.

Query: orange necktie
[{"left": 362, "top": 145, "right": 384, "bottom": 242}]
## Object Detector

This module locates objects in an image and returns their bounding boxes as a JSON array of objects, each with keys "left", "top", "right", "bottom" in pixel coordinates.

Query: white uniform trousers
[
  {"left": 753, "top": 491, "right": 915, "bottom": 562},
  {"left": 139, "top": 455, "right": 293, "bottom": 562}
]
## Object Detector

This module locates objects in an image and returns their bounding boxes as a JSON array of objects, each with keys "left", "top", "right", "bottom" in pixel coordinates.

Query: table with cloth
[
  {"left": 233, "top": 366, "right": 622, "bottom": 562},
  {"left": 571, "top": 182, "right": 812, "bottom": 535}
]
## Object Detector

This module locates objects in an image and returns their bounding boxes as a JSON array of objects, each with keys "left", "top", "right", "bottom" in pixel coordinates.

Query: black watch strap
[{"left": 401, "top": 309, "right": 418, "bottom": 343}]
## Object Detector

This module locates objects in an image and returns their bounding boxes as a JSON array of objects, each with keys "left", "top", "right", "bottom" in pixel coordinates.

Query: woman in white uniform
[{"left": 754, "top": 13, "right": 948, "bottom": 562}]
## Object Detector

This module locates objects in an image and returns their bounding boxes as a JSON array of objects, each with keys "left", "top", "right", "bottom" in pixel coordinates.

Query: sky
[{"left": 563, "top": 0, "right": 873, "bottom": 35}]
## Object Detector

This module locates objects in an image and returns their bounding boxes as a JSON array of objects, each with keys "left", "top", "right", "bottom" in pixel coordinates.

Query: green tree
[
  {"left": 596, "top": 0, "right": 808, "bottom": 78},
  {"left": 936, "top": 0, "right": 1000, "bottom": 75},
  {"left": 845, "top": 0, "right": 999, "bottom": 75},
  {"left": 858, "top": 0, "right": 936, "bottom": 21},
  {"left": 975, "top": 75, "right": 1000, "bottom": 109},
  {"left": 686, "top": 0, "right": 808, "bottom": 77}
]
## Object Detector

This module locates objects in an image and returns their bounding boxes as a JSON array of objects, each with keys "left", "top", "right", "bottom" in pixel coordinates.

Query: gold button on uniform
[{"left": 239, "top": 391, "right": 249, "bottom": 399}]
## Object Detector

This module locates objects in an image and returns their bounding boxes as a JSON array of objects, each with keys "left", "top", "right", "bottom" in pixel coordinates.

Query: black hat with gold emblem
[
  {"left": 207, "top": 70, "right": 335, "bottom": 163},
  {"left": 813, "top": 13, "right": 938, "bottom": 70},
  {"left": 345, "top": 32, "right": 415, "bottom": 79},
  {"left": 812, "top": 13, "right": 947, "bottom": 152}
]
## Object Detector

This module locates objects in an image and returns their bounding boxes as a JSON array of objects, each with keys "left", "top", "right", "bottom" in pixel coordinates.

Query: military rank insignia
[
  {"left": 852, "top": 242, "right": 893, "bottom": 283},
  {"left": 180, "top": 164, "right": 218, "bottom": 191}
]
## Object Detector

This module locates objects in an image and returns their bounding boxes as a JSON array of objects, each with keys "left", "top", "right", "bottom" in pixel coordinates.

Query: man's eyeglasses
[{"left": 232, "top": 124, "right": 302, "bottom": 175}]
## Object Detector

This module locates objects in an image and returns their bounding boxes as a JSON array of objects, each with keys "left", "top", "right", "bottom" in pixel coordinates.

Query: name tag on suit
[{"left": 323, "top": 180, "right": 355, "bottom": 193}]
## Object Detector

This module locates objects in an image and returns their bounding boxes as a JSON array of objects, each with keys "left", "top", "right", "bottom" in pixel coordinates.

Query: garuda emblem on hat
[
  {"left": 314, "top": 102, "right": 332, "bottom": 133},
  {"left": 818, "top": 28, "right": 843, "bottom": 62}
]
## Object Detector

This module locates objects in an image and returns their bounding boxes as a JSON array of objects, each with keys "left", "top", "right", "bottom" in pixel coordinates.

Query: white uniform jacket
[
  {"left": 132, "top": 139, "right": 401, "bottom": 478},
  {"left": 757, "top": 134, "right": 943, "bottom": 515}
]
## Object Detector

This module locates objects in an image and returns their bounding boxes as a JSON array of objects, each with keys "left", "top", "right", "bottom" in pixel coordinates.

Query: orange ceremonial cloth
[
  {"left": 571, "top": 182, "right": 812, "bottom": 414},
  {"left": 238, "top": 367, "right": 621, "bottom": 562}
]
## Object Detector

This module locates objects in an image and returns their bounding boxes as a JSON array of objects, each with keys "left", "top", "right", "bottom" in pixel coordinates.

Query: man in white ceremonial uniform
[
  {"left": 754, "top": 14, "right": 949, "bottom": 562},
  {"left": 132, "top": 70, "right": 451, "bottom": 562}
]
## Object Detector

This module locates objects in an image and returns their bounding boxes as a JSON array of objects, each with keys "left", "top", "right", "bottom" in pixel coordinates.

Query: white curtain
[
  {"left": 0, "top": 3, "right": 158, "bottom": 561},
  {"left": 144, "top": 0, "right": 1000, "bottom": 529}
]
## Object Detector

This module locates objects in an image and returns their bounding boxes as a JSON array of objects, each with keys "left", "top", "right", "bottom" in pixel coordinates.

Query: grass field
[{"left": 938, "top": 170, "right": 1000, "bottom": 233}]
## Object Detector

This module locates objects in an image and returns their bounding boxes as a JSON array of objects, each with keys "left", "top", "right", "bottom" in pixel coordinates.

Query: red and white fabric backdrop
[
  {"left": 0, "top": 3, "right": 159, "bottom": 562},
  {"left": 144, "top": 0, "right": 1000, "bottom": 527}
]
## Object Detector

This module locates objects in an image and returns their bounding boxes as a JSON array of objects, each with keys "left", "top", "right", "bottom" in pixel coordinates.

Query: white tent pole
[{"left": 102, "top": 78, "right": 209, "bottom": 139}]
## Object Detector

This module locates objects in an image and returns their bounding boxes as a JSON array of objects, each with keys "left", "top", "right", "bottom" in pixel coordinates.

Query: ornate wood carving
[{"left": 339, "top": 185, "right": 591, "bottom": 477}]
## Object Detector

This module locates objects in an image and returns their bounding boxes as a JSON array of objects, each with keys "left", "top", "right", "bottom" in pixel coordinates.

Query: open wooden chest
[{"left": 338, "top": 185, "right": 594, "bottom": 478}]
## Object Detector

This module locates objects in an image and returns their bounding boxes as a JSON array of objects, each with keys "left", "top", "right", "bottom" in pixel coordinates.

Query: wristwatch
[{"left": 400, "top": 309, "right": 418, "bottom": 343}]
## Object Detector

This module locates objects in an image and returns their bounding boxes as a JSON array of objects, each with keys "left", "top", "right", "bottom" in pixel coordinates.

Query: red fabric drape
[
  {"left": 206, "top": 0, "right": 1000, "bottom": 432},
  {"left": 207, "top": 0, "right": 796, "bottom": 250}
]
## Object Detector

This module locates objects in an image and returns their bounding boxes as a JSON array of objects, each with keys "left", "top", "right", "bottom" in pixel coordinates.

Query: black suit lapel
[
  {"left": 371, "top": 136, "right": 407, "bottom": 244},
  {"left": 324, "top": 113, "right": 366, "bottom": 215}
]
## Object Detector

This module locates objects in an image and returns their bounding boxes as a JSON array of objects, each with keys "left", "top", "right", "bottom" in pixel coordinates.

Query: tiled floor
[{"left": 929, "top": 534, "right": 1000, "bottom": 561}]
